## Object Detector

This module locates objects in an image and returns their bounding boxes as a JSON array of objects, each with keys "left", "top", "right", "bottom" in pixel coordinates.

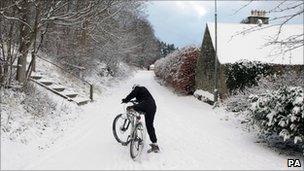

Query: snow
[
  {"left": 194, "top": 89, "right": 214, "bottom": 101},
  {"left": 248, "top": 86, "right": 304, "bottom": 146},
  {"left": 279, "top": 129, "right": 291, "bottom": 142},
  {"left": 0, "top": 85, "right": 83, "bottom": 169},
  {"left": 1, "top": 57, "right": 135, "bottom": 169},
  {"left": 294, "top": 136, "right": 302, "bottom": 144},
  {"left": 1, "top": 71, "right": 301, "bottom": 170},
  {"left": 207, "top": 22, "right": 304, "bottom": 65}
]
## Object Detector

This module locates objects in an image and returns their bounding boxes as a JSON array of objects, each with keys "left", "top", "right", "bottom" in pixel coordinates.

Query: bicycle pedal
[{"left": 147, "top": 149, "right": 160, "bottom": 153}]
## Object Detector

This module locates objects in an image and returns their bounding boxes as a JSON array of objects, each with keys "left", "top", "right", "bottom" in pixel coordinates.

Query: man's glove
[{"left": 121, "top": 98, "right": 128, "bottom": 103}]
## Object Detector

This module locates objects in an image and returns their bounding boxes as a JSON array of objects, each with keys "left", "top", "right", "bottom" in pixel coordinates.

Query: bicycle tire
[
  {"left": 130, "top": 122, "right": 145, "bottom": 160},
  {"left": 112, "top": 114, "right": 131, "bottom": 145}
]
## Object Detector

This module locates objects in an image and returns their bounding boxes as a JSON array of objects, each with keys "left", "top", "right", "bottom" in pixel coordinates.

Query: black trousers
[{"left": 132, "top": 100, "right": 157, "bottom": 143}]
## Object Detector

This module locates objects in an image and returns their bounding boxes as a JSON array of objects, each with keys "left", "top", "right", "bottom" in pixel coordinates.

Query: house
[
  {"left": 195, "top": 11, "right": 304, "bottom": 99},
  {"left": 241, "top": 10, "right": 269, "bottom": 24}
]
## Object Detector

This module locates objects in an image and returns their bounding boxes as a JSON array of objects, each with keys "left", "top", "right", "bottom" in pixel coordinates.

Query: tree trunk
[
  {"left": 4, "top": 20, "right": 14, "bottom": 82},
  {"left": 0, "top": 32, "right": 3, "bottom": 86},
  {"left": 16, "top": 0, "right": 31, "bottom": 83},
  {"left": 31, "top": 3, "right": 41, "bottom": 72}
]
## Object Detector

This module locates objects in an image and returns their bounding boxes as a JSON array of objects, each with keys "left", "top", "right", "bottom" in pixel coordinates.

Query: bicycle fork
[{"left": 121, "top": 119, "right": 131, "bottom": 131}]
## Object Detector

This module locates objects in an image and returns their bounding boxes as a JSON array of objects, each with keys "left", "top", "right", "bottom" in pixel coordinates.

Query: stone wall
[
  {"left": 196, "top": 25, "right": 304, "bottom": 100},
  {"left": 195, "top": 25, "right": 217, "bottom": 94},
  {"left": 218, "top": 65, "right": 229, "bottom": 99}
]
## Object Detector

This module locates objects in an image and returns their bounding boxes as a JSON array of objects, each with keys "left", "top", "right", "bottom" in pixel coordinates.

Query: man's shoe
[{"left": 147, "top": 143, "right": 160, "bottom": 153}]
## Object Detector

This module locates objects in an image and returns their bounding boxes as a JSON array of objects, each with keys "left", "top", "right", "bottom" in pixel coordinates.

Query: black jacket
[{"left": 124, "top": 86, "right": 156, "bottom": 114}]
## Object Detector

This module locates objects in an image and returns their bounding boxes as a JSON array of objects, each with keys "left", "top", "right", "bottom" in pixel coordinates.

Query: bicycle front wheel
[
  {"left": 130, "top": 122, "right": 145, "bottom": 160},
  {"left": 112, "top": 114, "right": 132, "bottom": 145}
]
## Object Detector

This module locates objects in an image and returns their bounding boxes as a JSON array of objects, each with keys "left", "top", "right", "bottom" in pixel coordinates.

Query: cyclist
[{"left": 122, "top": 84, "right": 160, "bottom": 153}]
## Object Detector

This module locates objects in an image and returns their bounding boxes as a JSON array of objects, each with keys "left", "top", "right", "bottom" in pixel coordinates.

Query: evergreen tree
[{"left": 158, "top": 40, "right": 177, "bottom": 58}]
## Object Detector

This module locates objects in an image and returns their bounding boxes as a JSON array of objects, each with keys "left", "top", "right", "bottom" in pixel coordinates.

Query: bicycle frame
[{"left": 124, "top": 110, "right": 141, "bottom": 144}]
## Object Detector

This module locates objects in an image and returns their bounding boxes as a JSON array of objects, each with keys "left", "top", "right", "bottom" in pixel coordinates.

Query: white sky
[{"left": 146, "top": 1, "right": 304, "bottom": 48}]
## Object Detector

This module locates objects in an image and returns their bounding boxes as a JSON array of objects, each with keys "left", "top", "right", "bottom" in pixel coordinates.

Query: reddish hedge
[{"left": 154, "top": 47, "right": 199, "bottom": 94}]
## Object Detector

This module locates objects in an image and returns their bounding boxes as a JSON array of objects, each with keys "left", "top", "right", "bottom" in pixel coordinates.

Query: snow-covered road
[{"left": 25, "top": 71, "right": 299, "bottom": 170}]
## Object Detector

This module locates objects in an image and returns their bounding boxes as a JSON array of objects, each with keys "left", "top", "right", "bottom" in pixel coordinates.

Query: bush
[
  {"left": 224, "top": 60, "right": 275, "bottom": 93},
  {"left": 224, "top": 70, "right": 304, "bottom": 113},
  {"left": 22, "top": 83, "right": 57, "bottom": 117},
  {"left": 248, "top": 86, "right": 304, "bottom": 145},
  {"left": 154, "top": 46, "right": 199, "bottom": 94}
]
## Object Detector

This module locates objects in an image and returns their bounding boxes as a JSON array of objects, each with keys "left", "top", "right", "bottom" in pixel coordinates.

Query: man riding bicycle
[{"left": 122, "top": 84, "right": 160, "bottom": 153}]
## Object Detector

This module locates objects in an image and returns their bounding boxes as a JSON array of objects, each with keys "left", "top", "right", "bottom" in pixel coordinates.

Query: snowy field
[{"left": 2, "top": 71, "right": 303, "bottom": 170}]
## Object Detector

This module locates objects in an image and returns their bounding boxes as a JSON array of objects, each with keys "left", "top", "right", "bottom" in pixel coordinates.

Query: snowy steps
[
  {"left": 31, "top": 75, "right": 43, "bottom": 80},
  {"left": 30, "top": 73, "right": 90, "bottom": 105},
  {"left": 40, "top": 79, "right": 53, "bottom": 86},
  {"left": 50, "top": 85, "right": 65, "bottom": 92}
]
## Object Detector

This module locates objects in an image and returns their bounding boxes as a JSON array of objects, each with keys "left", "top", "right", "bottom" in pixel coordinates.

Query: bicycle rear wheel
[
  {"left": 112, "top": 114, "right": 132, "bottom": 145},
  {"left": 130, "top": 123, "right": 145, "bottom": 160}
]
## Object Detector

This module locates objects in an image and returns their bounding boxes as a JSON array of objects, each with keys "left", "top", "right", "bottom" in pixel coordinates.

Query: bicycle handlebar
[
  {"left": 121, "top": 99, "right": 138, "bottom": 104},
  {"left": 129, "top": 100, "right": 138, "bottom": 104}
]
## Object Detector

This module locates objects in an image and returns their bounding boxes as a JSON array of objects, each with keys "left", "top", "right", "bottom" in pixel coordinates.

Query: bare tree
[
  {"left": 42, "top": 1, "right": 160, "bottom": 76},
  {"left": 234, "top": 1, "right": 303, "bottom": 53},
  {"left": 0, "top": 0, "right": 119, "bottom": 84},
  {"left": 0, "top": 0, "right": 161, "bottom": 86}
]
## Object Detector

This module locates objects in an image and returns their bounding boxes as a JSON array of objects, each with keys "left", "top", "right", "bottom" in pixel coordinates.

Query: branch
[
  {"left": 268, "top": 0, "right": 288, "bottom": 13},
  {"left": 268, "top": 1, "right": 303, "bottom": 13},
  {"left": 233, "top": 0, "right": 253, "bottom": 15},
  {"left": 0, "top": 0, "right": 22, "bottom": 11},
  {"left": 0, "top": 12, "right": 33, "bottom": 32}
]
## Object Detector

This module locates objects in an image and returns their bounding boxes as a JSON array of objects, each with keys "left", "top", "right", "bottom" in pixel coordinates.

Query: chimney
[{"left": 245, "top": 10, "right": 269, "bottom": 24}]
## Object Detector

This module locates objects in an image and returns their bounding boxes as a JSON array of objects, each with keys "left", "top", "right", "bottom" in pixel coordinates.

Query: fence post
[{"left": 90, "top": 84, "right": 93, "bottom": 101}]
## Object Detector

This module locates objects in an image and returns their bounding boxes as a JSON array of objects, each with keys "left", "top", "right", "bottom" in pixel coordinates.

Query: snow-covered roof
[{"left": 207, "top": 22, "right": 304, "bottom": 65}]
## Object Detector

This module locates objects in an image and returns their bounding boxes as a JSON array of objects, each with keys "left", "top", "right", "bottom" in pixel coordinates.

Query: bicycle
[{"left": 112, "top": 100, "right": 146, "bottom": 160}]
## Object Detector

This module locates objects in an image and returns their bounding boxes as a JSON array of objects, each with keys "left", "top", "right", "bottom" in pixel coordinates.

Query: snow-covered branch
[
  {"left": 235, "top": 1, "right": 303, "bottom": 52},
  {"left": 0, "top": 12, "right": 33, "bottom": 32}
]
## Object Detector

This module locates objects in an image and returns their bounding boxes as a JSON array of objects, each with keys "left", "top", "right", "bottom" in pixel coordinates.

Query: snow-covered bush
[
  {"left": 154, "top": 46, "right": 199, "bottom": 94},
  {"left": 224, "top": 60, "right": 275, "bottom": 93},
  {"left": 224, "top": 70, "right": 304, "bottom": 113},
  {"left": 1, "top": 86, "right": 51, "bottom": 142},
  {"left": 1, "top": 83, "right": 80, "bottom": 144},
  {"left": 22, "top": 83, "right": 57, "bottom": 117},
  {"left": 248, "top": 86, "right": 304, "bottom": 144}
]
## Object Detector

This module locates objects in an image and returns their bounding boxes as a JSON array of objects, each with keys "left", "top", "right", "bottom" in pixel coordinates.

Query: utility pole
[{"left": 213, "top": 0, "right": 219, "bottom": 103}]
